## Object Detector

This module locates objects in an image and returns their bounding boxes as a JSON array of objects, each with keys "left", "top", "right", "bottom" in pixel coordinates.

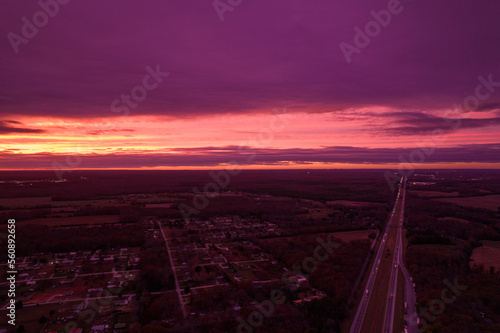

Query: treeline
[
  {"left": 404, "top": 185, "right": 500, "bottom": 331},
  {"left": 258, "top": 234, "right": 371, "bottom": 330},
  {"left": 405, "top": 194, "right": 500, "bottom": 242},
  {"left": 137, "top": 239, "right": 175, "bottom": 292},
  {"left": 406, "top": 243, "right": 500, "bottom": 332},
  {"left": 13, "top": 224, "right": 145, "bottom": 256}
]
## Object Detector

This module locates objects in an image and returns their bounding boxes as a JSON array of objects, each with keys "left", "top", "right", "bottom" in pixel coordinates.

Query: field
[
  {"left": 410, "top": 190, "right": 459, "bottom": 198},
  {"left": 482, "top": 240, "right": 500, "bottom": 249},
  {"left": 470, "top": 246, "right": 500, "bottom": 272},
  {"left": 409, "top": 243, "right": 457, "bottom": 254},
  {"left": 0, "top": 197, "right": 120, "bottom": 209},
  {"left": 329, "top": 229, "right": 377, "bottom": 242},
  {"left": 433, "top": 194, "right": 500, "bottom": 211},
  {"left": 0, "top": 196, "right": 51, "bottom": 208},
  {"left": 145, "top": 203, "right": 173, "bottom": 208},
  {"left": 17, "top": 215, "right": 121, "bottom": 226},
  {"left": 326, "top": 200, "right": 384, "bottom": 207},
  {"left": 438, "top": 216, "right": 471, "bottom": 225},
  {"left": 265, "top": 229, "right": 376, "bottom": 245}
]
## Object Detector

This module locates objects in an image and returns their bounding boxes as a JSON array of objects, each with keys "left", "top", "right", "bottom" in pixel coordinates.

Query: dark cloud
[
  {"left": 366, "top": 112, "right": 500, "bottom": 136},
  {"left": 1, "top": 144, "right": 499, "bottom": 169},
  {"left": 475, "top": 102, "right": 500, "bottom": 112},
  {"left": 0, "top": 120, "right": 45, "bottom": 135},
  {"left": 1, "top": 0, "right": 500, "bottom": 118}
]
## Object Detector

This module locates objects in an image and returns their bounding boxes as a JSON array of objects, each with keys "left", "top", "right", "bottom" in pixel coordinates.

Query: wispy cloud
[
  {"left": 365, "top": 112, "right": 500, "bottom": 136},
  {"left": 0, "top": 120, "right": 45, "bottom": 135},
  {"left": 85, "top": 129, "right": 136, "bottom": 136}
]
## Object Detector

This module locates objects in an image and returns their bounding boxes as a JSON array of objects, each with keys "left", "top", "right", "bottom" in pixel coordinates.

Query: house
[{"left": 91, "top": 324, "right": 109, "bottom": 332}]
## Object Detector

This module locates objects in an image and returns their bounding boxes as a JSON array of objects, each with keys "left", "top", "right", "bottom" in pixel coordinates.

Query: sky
[{"left": 1, "top": 0, "right": 500, "bottom": 170}]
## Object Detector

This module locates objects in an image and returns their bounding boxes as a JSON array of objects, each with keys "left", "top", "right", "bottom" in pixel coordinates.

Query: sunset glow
[{"left": 1, "top": 1, "right": 500, "bottom": 170}]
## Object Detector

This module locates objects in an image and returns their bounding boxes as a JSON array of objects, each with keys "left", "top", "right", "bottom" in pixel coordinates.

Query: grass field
[
  {"left": 438, "top": 216, "right": 471, "bottom": 225},
  {"left": 0, "top": 196, "right": 51, "bottom": 208},
  {"left": 17, "top": 215, "right": 121, "bottom": 226},
  {"left": 326, "top": 200, "right": 384, "bottom": 207},
  {"left": 330, "top": 229, "right": 377, "bottom": 243},
  {"left": 470, "top": 246, "right": 500, "bottom": 272},
  {"left": 146, "top": 203, "right": 174, "bottom": 208},
  {"left": 409, "top": 243, "right": 457, "bottom": 254},
  {"left": 302, "top": 208, "right": 332, "bottom": 220},
  {"left": 434, "top": 194, "right": 500, "bottom": 211},
  {"left": 50, "top": 199, "right": 115, "bottom": 207},
  {"left": 393, "top": 268, "right": 405, "bottom": 332},
  {"left": 0, "top": 196, "right": 118, "bottom": 209},
  {"left": 410, "top": 190, "right": 459, "bottom": 198}
]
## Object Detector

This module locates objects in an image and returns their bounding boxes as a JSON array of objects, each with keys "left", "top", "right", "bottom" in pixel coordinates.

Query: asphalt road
[
  {"left": 383, "top": 177, "right": 418, "bottom": 333},
  {"left": 350, "top": 178, "right": 404, "bottom": 333},
  {"left": 395, "top": 179, "right": 418, "bottom": 333},
  {"left": 350, "top": 177, "right": 419, "bottom": 333}
]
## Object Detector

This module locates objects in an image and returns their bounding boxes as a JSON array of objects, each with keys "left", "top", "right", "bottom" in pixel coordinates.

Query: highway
[
  {"left": 395, "top": 179, "right": 418, "bottom": 333},
  {"left": 383, "top": 177, "right": 405, "bottom": 333},
  {"left": 350, "top": 177, "right": 418, "bottom": 333}
]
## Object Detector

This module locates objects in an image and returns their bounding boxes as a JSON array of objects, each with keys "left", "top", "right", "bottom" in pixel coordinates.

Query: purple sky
[{"left": 1, "top": 0, "right": 500, "bottom": 169}]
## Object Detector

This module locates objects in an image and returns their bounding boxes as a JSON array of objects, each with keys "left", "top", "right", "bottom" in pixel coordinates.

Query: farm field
[
  {"left": 0, "top": 196, "right": 51, "bottom": 208},
  {"left": 482, "top": 240, "right": 500, "bottom": 249},
  {"left": 470, "top": 246, "right": 500, "bottom": 272},
  {"left": 326, "top": 200, "right": 384, "bottom": 207},
  {"left": 329, "top": 229, "right": 377, "bottom": 242},
  {"left": 410, "top": 190, "right": 459, "bottom": 198},
  {"left": 16, "top": 215, "right": 121, "bottom": 226},
  {"left": 0, "top": 196, "right": 118, "bottom": 209},
  {"left": 438, "top": 216, "right": 471, "bottom": 225},
  {"left": 433, "top": 194, "right": 500, "bottom": 211}
]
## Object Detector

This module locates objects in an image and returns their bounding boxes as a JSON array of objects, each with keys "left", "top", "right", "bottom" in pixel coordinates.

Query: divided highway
[{"left": 350, "top": 177, "right": 418, "bottom": 333}]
